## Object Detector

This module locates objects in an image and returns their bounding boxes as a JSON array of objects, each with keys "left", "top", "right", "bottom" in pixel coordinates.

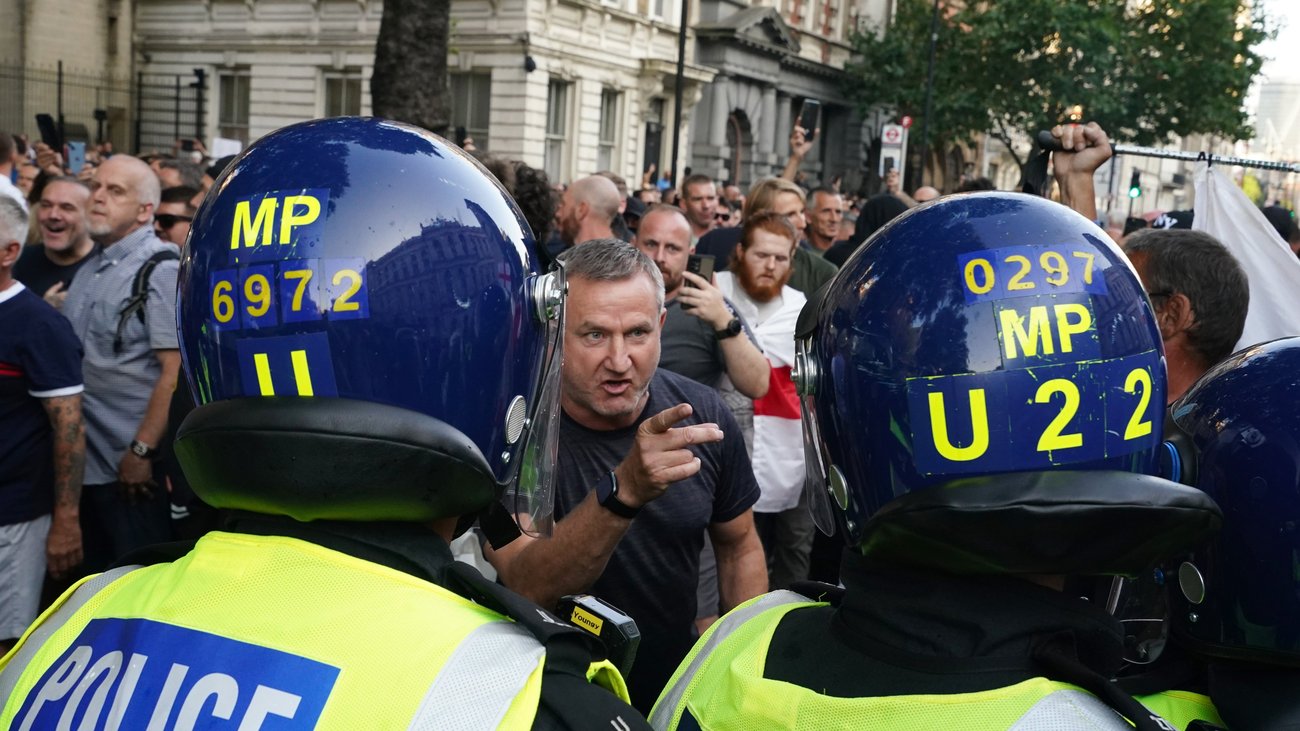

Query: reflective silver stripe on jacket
[
  {"left": 0, "top": 566, "right": 140, "bottom": 702},
  {"left": 1009, "top": 689, "right": 1139, "bottom": 730},
  {"left": 649, "top": 590, "right": 812, "bottom": 730},
  {"left": 406, "top": 618, "right": 546, "bottom": 730}
]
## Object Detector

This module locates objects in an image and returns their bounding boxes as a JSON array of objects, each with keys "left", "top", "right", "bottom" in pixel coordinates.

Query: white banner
[{"left": 1192, "top": 161, "right": 1300, "bottom": 350}]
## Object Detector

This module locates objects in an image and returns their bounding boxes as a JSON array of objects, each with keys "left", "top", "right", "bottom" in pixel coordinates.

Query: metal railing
[{"left": 0, "top": 62, "right": 206, "bottom": 155}]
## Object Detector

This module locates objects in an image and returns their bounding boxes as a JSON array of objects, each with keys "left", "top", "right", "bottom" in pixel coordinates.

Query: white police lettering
[
  {"left": 12, "top": 618, "right": 339, "bottom": 729},
  {"left": 17, "top": 646, "right": 303, "bottom": 731}
]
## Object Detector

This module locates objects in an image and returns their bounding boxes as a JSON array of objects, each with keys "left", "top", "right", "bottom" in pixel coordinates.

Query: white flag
[{"left": 1192, "top": 161, "right": 1300, "bottom": 350}]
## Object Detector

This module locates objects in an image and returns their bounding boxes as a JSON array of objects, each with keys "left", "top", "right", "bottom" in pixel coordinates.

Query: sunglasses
[{"left": 155, "top": 214, "right": 193, "bottom": 229}]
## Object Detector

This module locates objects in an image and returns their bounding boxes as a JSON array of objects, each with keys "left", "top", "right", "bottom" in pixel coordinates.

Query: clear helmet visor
[
  {"left": 794, "top": 336, "right": 838, "bottom": 536},
  {"left": 504, "top": 263, "right": 566, "bottom": 538}
]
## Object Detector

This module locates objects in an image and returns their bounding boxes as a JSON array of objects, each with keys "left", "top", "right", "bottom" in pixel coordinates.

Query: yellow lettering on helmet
[
  {"left": 279, "top": 195, "right": 322, "bottom": 245},
  {"left": 927, "top": 389, "right": 990, "bottom": 462},
  {"left": 1000, "top": 305, "right": 1054, "bottom": 360},
  {"left": 1055, "top": 303, "right": 1092, "bottom": 354},
  {"left": 231, "top": 198, "right": 278, "bottom": 249}
]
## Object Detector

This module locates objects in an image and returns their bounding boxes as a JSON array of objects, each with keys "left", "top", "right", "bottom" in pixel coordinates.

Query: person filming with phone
[{"left": 633, "top": 205, "right": 769, "bottom": 400}]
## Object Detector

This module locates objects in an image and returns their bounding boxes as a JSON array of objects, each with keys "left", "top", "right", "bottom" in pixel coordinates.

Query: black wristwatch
[
  {"left": 715, "top": 317, "right": 743, "bottom": 340},
  {"left": 129, "top": 439, "right": 159, "bottom": 459},
  {"left": 595, "top": 471, "right": 641, "bottom": 519}
]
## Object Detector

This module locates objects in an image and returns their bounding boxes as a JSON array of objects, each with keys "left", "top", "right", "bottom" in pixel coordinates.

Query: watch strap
[
  {"left": 715, "top": 317, "right": 742, "bottom": 340},
  {"left": 130, "top": 439, "right": 158, "bottom": 459},
  {"left": 597, "top": 471, "right": 641, "bottom": 519}
]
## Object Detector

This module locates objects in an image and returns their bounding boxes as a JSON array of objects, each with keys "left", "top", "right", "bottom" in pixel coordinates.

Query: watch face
[{"left": 595, "top": 472, "right": 614, "bottom": 503}]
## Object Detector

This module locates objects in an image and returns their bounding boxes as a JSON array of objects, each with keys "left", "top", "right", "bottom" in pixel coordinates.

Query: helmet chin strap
[{"left": 453, "top": 500, "right": 522, "bottom": 550}]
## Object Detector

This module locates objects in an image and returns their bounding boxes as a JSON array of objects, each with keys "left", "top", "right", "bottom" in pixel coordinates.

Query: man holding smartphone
[{"left": 633, "top": 205, "right": 769, "bottom": 401}]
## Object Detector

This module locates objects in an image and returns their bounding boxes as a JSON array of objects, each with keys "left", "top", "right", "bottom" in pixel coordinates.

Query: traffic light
[{"left": 1128, "top": 170, "right": 1142, "bottom": 199}]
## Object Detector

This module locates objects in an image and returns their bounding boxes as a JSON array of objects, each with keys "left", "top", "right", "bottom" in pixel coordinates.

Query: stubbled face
[
  {"left": 683, "top": 181, "right": 718, "bottom": 230},
  {"left": 634, "top": 210, "right": 692, "bottom": 297},
  {"left": 560, "top": 274, "right": 664, "bottom": 430},
  {"left": 809, "top": 191, "right": 843, "bottom": 245},
  {"left": 735, "top": 229, "right": 795, "bottom": 303},
  {"left": 37, "top": 181, "right": 91, "bottom": 253},
  {"left": 88, "top": 157, "right": 152, "bottom": 243},
  {"left": 554, "top": 188, "right": 581, "bottom": 246}
]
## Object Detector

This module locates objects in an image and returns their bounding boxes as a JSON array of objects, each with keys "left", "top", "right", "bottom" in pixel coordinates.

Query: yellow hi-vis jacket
[
  {"left": 1136, "top": 690, "right": 1225, "bottom": 730},
  {"left": 0, "top": 531, "right": 626, "bottom": 729},
  {"left": 649, "top": 590, "right": 1161, "bottom": 731}
]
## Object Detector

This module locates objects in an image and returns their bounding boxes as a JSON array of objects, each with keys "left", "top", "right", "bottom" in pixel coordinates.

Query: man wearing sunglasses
[{"left": 153, "top": 186, "right": 197, "bottom": 246}]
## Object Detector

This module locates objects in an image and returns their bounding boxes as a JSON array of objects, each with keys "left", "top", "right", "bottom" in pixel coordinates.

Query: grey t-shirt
[
  {"left": 554, "top": 369, "right": 759, "bottom": 711},
  {"left": 659, "top": 298, "right": 727, "bottom": 389}
]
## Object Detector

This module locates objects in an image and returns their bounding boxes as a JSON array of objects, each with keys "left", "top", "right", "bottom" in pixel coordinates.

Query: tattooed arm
[{"left": 41, "top": 393, "right": 84, "bottom": 577}]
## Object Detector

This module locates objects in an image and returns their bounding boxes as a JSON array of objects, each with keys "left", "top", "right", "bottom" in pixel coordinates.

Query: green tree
[
  {"left": 372, "top": 0, "right": 451, "bottom": 136},
  {"left": 846, "top": 0, "right": 1273, "bottom": 172}
]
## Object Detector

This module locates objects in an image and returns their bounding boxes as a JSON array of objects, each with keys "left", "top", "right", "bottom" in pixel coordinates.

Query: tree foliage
[
  {"left": 845, "top": 0, "right": 1274, "bottom": 169},
  {"left": 372, "top": 0, "right": 451, "bottom": 136}
]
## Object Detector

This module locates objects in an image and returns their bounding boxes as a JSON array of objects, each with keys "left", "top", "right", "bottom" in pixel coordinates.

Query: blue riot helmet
[
  {"left": 1168, "top": 337, "right": 1300, "bottom": 666},
  {"left": 793, "top": 192, "right": 1221, "bottom": 575},
  {"left": 174, "top": 118, "right": 564, "bottom": 534}
]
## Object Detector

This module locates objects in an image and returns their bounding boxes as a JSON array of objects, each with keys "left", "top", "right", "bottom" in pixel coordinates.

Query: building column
[
  {"left": 773, "top": 92, "right": 792, "bottom": 177},
  {"left": 708, "top": 74, "right": 730, "bottom": 148},
  {"left": 759, "top": 85, "right": 777, "bottom": 159}
]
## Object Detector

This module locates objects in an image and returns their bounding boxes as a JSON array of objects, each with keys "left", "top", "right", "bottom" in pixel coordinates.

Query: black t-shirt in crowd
[
  {"left": 554, "top": 369, "right": 760, "bottom": 712},
  {"left": 13, "top": 244, "right": 99, "bottom": 298}
]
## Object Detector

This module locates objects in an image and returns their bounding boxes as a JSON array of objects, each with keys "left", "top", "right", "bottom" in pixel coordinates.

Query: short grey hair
[
  {"left": 557, "top": 237, "right": 665, "bottom": 311},
  {"left": 0, "top": 196, "right": 29, "bottom": 246},
  {"left": 1125, "top": 228, "right": 1249, "bottom": 367}
]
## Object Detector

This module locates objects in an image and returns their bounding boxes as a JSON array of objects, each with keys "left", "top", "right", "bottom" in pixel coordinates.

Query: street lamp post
[
  {"left": 670, "top": 0, "right": 690, "bottom": 190},
  {"left": 917, "top": 0, "right": 940, "bottom": 188}
]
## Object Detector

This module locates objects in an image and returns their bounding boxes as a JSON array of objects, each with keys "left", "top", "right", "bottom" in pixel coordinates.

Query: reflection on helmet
[
  {"left": 1170, "top": 337, "right": 1300, "bottom": 667},
  {"left": 174, "top": 117, "right": 562, "bottom": 526},
  {"left": 796, "top": 192, "right": 1219, "bottom": 574}
]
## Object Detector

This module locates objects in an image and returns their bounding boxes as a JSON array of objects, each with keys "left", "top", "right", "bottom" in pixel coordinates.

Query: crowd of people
[{"left": 1, "top": 114, "right": 1298, "bottom": 730}]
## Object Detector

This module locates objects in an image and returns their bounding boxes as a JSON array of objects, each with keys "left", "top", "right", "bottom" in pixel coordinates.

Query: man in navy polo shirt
[{"left": 0, "top": 196, "right": 85, "bottom": 652}]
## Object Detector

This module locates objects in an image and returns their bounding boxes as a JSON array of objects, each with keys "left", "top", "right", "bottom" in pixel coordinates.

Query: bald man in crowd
[
  {"left": 912, "top": 185, "right": 940, "bottom": 204},
  {"left": 61, "top": 155, "right": 181, "bottom": 573},
  {"left": 555, "top": 174, "right": 622, "bottom": 248}
]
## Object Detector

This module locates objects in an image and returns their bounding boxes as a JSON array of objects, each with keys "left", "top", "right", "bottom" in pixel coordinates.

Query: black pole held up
[
  {"left": 174, "top": 74, "right": 182, "bottom": 144},
  {"left": 191, "top": 68, "right": 207, "bottom": 145},
  {"left": 1034, "top": 130, "right": 1300, "bottom": 174},
  {"left": 669, "top": 0, "right": 689, "bottom": 191},
  {"left": 57, "top": 60, "right": 65, "bottom": 148},
  {"left": 917, "top": 0, "right": 940, "bottom": 188},
  {"left": 135, "top": 71, "right": 144, "bottom": 153}
]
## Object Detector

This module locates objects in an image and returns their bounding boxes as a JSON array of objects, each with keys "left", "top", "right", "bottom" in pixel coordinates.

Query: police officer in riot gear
[
  {"left": 1128, "top": 336, "right": 1300, "bottom": 729},
  {"left": 650, "top": 192, "right": 1222, "bottom": 730},
  {"left": 0, "top": 118, "right": 649, "bottom": 730}
]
